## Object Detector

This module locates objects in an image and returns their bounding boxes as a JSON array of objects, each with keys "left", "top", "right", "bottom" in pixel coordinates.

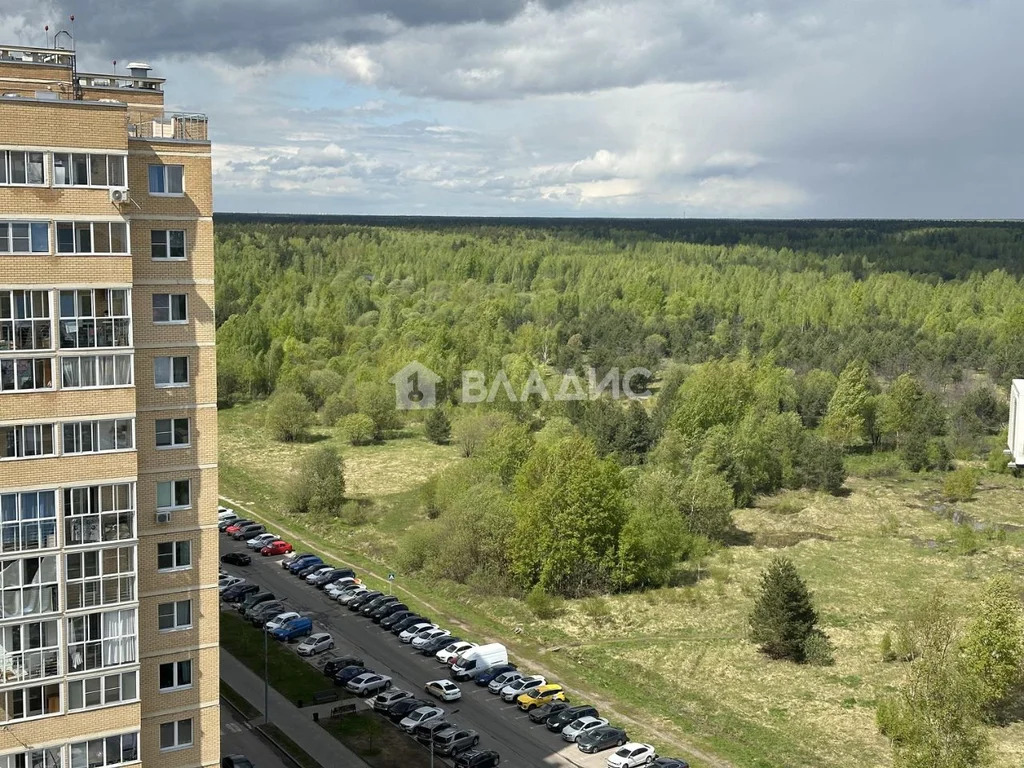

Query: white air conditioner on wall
[
  {"left": 155, "top": 511, "right": 171, "bottom": 524},
  {"left": 109, "top": 187, "right": 131, "bottom": 204}
]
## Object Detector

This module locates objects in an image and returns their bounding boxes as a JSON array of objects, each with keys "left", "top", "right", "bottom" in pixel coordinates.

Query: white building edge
[{"left": 1007, "top": 379, "right": 1024, "bottom": 467}]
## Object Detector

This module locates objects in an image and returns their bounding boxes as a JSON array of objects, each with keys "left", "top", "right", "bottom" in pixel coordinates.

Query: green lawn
[{"left": 321, "top": 714, "right": 433, "bottom": 768}]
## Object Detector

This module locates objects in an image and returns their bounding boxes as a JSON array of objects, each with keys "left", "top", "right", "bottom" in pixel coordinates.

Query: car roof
[{"left": 307, "top": 632, "right": 330, "bottom": 641}]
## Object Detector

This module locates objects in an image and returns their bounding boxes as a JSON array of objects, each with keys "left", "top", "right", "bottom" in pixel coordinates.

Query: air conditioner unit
[
  {"left": 155, "top": 511, "right": 172, "bottom": 524},
  {"left": 109, "top": 187, "right": 131, "bottom": 204}
]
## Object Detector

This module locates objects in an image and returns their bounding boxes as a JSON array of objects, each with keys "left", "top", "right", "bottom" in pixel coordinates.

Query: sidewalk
[{"left": 220, "top": 648, "right": 371, "bottom": 768}]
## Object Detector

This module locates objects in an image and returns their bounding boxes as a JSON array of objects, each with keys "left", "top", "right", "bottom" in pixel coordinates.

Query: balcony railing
[{"left": 127, "top": 111, "right": 208, "bottom": 141}]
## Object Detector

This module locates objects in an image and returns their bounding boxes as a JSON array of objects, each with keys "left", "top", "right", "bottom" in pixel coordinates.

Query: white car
[
  {"left": 325, "top": 578, "right": 357, "bottom": 597},
  {"left": 487, "top": 670, "right": 523, "bottom": 693},
  {"left": 337, "top": 586, "right": 368, "bottom": 604},
  {"left": 412, "top": 628, "right": 451, "bottom": 649},
  {"left": 346, "top": 672, "right": 392, "bottom": 697},
  {"left": 246, "top": 533, "right": 278, "bottom": 550},
  {"left": 399, "top": 622, "right": 437, "bottom": 643},
  {"left": 435, "top": 641, "right": 476, "bottom": 664},
  {"left": 425, "top": 679, "right": 462, "bottom": 702},
  {"left": 279, "top": 552, "right": 301, "bottom": 569},
  {"left": 399, "top": 705, "right": 446, "bottom": 733},
  {"left": 218, "top": 575, "right": 244, "bottom": 592},
  {"left": 500, "top": 675, "right": 546, "bottom": 702},
  {"left": 606, "top": 743, "right": 657, "bottom": 767},
  {"left": 296, "top": 633, "right": 334, "bottom": 656},
  {"left": 304, "top": 566, "right": 335, "bottom": 584},
  {"left": 562, "top": 716, "right": 609, "bottom": 742},
  {"left": 217, "top": 506, "right": 236, "bottom": 520},
  {"left": 264, "top": 612, "right": 301, "bottom": 632}
]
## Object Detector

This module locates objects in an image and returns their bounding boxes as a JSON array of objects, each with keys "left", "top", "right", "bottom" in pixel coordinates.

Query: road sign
[{"left": 388, "top": 573, "right": 395, "bottom": 581}]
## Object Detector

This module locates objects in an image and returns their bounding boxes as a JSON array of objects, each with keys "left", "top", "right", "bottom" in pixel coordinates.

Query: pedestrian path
[{"left": 220, "top": 648, "right": 370, "bottom": 768}]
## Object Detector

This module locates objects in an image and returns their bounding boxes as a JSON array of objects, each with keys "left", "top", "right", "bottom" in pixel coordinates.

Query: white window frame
[
  {"left": 67, "top": 669, "right": 138, "bottom": 712},
  {"left": 154, "top": 356, "right": 188, "bottom": 388},
  {"left": 152, "top": 293, "right": 187, "bottom": 323},
  {"left": 0, "top": 221, "right": 50, "bottom": 254},
  {"left": 0, "top": 747, "right": 62, "bottom": 768},
  {"left": 0, "top": 357, "right": 54, "bottom": 393},
  {"left": 156, "top": 540, "right": 191, "bottom": 572},
  {"left": 58, "top": 289, "right": 132, "bottom": 350},
  {"left": 0, "top": 682, "right": 61, "bottom": 723},
  {"left": 0, "top": 619, "right": 60, "bottom": 682},
  {"left": 52, "top": 152, "right": 126, "bottom": 188},
  {"left": 156, "top": 480, "right": 190, "bottom": 512},
  {"left": 0, "top": 491, "right": 58, "bottom": 554},
  {"left": 148, "top": 164, "right": 184, "bottom": 196},
  {"left": 62, "top": 418, "right": 135, "bottom": 455},
  {"left": 0, "top": 289, "right": 52, "bottom": 352},
  {"left": 155, "top": 417, "right": 189, "bottom": 449},
  {"left": 66, "top": 608, "right": 137, "bottom": 674},
  {"left": 0, "top": 424, "right": 56, "bottom": 460},
  {"left": 62, "top": 483, "right": 136, "bottom": 547},
  {"left": 157, "top": 600, "right": 191, "bottom": 632},
  {"left": 54, "top": 221, "right": 129, "bottom": 256},
  {"left": 69, "top": 731, "right": 139, "bottom": 767},
  {"left": 157, "top": 659, "right": 192, "bottom": 692},
  {"left": 150, "top": 229, "right": 186, "bottom": 260},
  {"left": 0, "top": 150, "right": 46, "bottom": 186},
  {"left": 64, "top": 546, "right": 136, "bottom": 611},
  {"left": 59, "top": 353, "right": 133, "bottom": 390},
  {"left": 0, "top": 555, "right": 59, "bottom": 620}
]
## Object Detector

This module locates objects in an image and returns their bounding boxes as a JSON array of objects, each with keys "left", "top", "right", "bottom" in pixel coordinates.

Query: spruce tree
[
  {"left": 749, "top": 556, "right": 821, "bottom": 662},
  {"left": 424, "top": 408, "right": 452, "bottom": 445}
]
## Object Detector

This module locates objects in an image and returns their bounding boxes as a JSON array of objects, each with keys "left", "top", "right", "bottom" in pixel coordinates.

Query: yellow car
[{"left": 517, "top": 683, "right": 567, "bottom": 711}]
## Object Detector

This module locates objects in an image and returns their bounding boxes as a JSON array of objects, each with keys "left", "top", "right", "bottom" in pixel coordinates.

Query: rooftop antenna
[
  {"left": 52, "top": 16, "right": 81, "bottom": 100},
  {"left": 44, "top": 25, "right": 49, "bottom": 49}
]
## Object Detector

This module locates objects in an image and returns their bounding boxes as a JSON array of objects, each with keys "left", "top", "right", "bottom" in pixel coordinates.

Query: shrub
[
  {"left": 926, "top": 438, "right": 952, "bottom": 471},
  {"left": 880, "top": 630, "right": 896, "bottom": 662},
  {"left": 579, "top": 596, "right": 612, "bottom": 622},
  {"left": 944, "top": 467, "right": 979, "bottom": 502},
  {"left": 803, "top": 630, "right": 836, "bottom": 666},
  {"left": 265, "top": 390, "right": 313, "bottom": 442},
  {"left": 424, "top": 408, "right": 452, "bottom": 445},
  {"left": 340, "top": 413, "right": 376, "bottom": 446},
  {"left": 320, "top": 392, "right": 355, "bottom": 426},
  {"left": 287, "top": 445, "right": 345, "bottom": 516},
  {"left": 525, "top": 585, "right": 563, "bottom": 619}
]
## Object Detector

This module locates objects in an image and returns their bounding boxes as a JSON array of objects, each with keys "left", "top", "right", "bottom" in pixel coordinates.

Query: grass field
[
  {"left": 219, "top": 402, "right": 1024, "bottom": 768},
  {"left": 321, "top": 714, "right": 433, "bottom": 768}
]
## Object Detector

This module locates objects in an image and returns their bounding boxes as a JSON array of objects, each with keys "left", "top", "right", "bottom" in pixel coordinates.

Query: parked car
[
  {"left": 271, "top": 616, "right": 314, "bottom": 642},
  {"left": 296, "top": 632, "right": 334, "bottom": 656},
  {"left": 562, "top": 716, "right": 610, "bottom": 742},
  {"left": 246, "top": 532, "right": 277, "bottom": 550},
  {"left": 413, "top": 719, "right": 454, "bottom": 745},
  {"left": 487, "top": 670, "right": 523, "bottom": 694},
  {"left": 380, "top": 609, "right": 415, "bottom": 629},
  {"left": 287, "top": 555, "right": 322, "bottom": 574},
  {"left": 529, "top": 699, "right": 571, "bottom": 724},
  {"left": 218, "top": 575, "right": 245, "bottom": 592},
  {"left": 346, "top": 672, "right": 392, "bottom": 697},
  {"left": 279, "top": 551, "right": 307, "bottom": 568},
  {"left": 651, "top": 759, "right": 690, "bottom": 767},
  {"left": 390, "top": 614, "right": 429, "bottom": 634},
  {"left": 348, "top": 590, "right": 382, "bottom": 610},
  {"left": 372, "top": 602, "right": 409, "bottom": 623},
  {"left": 247, "top": 600, "right": 286, "bottom": 625},
  {"left": 399, "top": 622, "right": 437, "bottom": 643},
  {"left": 425, "top": 679, "right": 462, "bottom": 702},
  {"left": 221, "top": 518, "right": 252, "bottom": 532},
  {"left": 265, "top": 612, "right": 301, "bottom": 632},
  {"left": 217, "top": 506, "right": 236, "bottom": 520},
  {"left": 412, "top": 628, "right": 452, "bottom": 650},
  {"left": 517, "top": 683, "right": 566, "bottom": 711},
  {"left": 546, "top": 704, "right": 599, "bottom": 733},
  {"left": 454, "top": 751, "right": 501, "bottom": 768},
  {"left": 577, "top": 726, "right": 628, "bottom": 754},
  {"left": 221, "top": 756, "right": 253, "bottom": 768},
  {"left": 332, "top": 665, "right": 367, "bottom": 686},
  {"left": 360, "top": 595, "right": 398, "bottom": 616},
  {"left": 432, "top": 727, "right": 479, "bottom": 757},
  {"left": 325, "top": 577, "right": 357, "bottom": 597},
  {"left": 437, "top": 641, "right": 476, "bottom": 665},
  {"left": 222, "top": 583, "right": 259, "bottom": 603},
  {"left": 606, "top": 743, "right": 657, "bottom": 767},
  {"left": 400, "top": 706, "right": 446, "bottom": 734},
  {"left": 337, "top": 586, "right": 369, "bottom": 605},
  {"left": 372, "top": 689, "right": 414, "bottom": 714},
  {"left": 323, "top": 656, "right": 364, "bottom": 678},
  {"left": 220, "top": 552, "right": 252, "bottom": 566},
  {"left": 237, "top": 591, "right": 275, "bottom": 615},
  {"left": 385, "top": 697, "right": 429, "bottom": 723},
  {"left": 500, "top": 675, "right": 546, "bottom": 702},
  {"left": 475, "top": 663, "right": 517, "bottom": 686},
  {"left": 261, "top": 540, "right": 293, "bottom": 556},
  {"left": 233, "top": 524, "right": 266, "bottom": 541},
  {"left": 318, "top": 570, "right": 355, "bottom": 589},
  {"left": 298, "top": 562, "right": 330, "bottom": 579},
  {"left": 451, "top": 643, "right": 508, "bottom": 681},
  {"left": 420, "top": 633, "right": 460, "bottom": 655},
  {"left": 304, "top": 566, "right": 336, "bottom": 584}
]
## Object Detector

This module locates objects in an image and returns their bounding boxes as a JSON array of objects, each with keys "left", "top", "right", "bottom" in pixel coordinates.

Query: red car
[
  {"left": 261, "top": 540, "right": 293, "bottom": 556},
  {"left": 224, "top": 521, "right": 249, "bottom": 535}
]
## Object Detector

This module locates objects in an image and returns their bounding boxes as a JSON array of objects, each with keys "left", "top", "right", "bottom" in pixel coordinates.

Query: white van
[{"left": 450, "top": 643, "right": 508, "bottom": 681}]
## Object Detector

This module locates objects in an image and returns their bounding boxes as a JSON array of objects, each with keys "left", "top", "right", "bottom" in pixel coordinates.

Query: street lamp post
[{"left": 264, "top": 622, "right": 270, "bottom": 724}]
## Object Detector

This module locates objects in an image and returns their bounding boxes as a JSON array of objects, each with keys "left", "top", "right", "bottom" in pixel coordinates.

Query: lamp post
[
  {"left": 264, "top": 621, "right": 270, "bottom": 724},
  {"left": 430, "top": 707, "right": 459, "bottom": 768}
]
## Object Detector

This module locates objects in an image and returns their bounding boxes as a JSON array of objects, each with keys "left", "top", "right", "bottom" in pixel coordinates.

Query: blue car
[
  {"left": 271, "top": 616, "right": 314, "bottom": 641},
  {"left": 474, "top": 663, "right": 517, "bottom": 686},
  {"left": 287, "top": 555, "right": 322, "bottom": 574}
]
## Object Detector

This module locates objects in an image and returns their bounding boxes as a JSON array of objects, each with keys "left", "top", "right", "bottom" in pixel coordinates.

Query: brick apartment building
[{"left": 0, "top": 41, "right": 218, "bottom": 767}]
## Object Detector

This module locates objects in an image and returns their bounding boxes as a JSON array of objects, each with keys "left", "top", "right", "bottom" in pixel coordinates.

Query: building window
[
  {"left": 157, "top": 600, "right": 191, "bottom": 632},
  {"left": 158, "top": 659, "right": 192, "bottom": 691},
  {"left": 69, "top": 732, "right": 138, "bottom": 768},
  {"left": 54, "top": 222, "right": 127, "bottom": 255},
  {"left": 0, "top": 491, "right": 57, "bottom": 554},
  {"left": 64, "top": 546, "right": 135, "bottom": 611},
  {"left": 66, "top": 608, "right": 136, "bottom": 673},
  {"left": 0, "top": 424, "right": 55, "bottom": 460},
  {"left": 0, "top": 557, "right": 58, "bottom": 619},
  {"left": 62, "top": 419, "right": 134, "bottom": 455},
  {"left": 148, "top": 164, "right": 184, "bottom": 195},
  {"left": 0, "top": 358, "right": 53, "bottom": 393},
  {"left": 0, "top": 682, "right": 60, "bottom": 722},
  {"left": 52, "top": 153, "right": 126, "bottom": 187},
  {"left": 156, "top": 480, "right": 190, "bottom": 512},
  {"left": 154, "top": 356, "right": 188, "bottom": 387},
  {"left": 0, "top": 290, "right": 51, "bottom": 352},
  {"left": 0, "top": 222, "right": 49, "bottom": 254},
  {"left": 67, "top": 669, "right": 137, "bottom": 711},
  {"left": 0, "top": 748, "right": 61, "bottom": 768},
  {"left": 59, "top": 354, "right": 132, "bottom": 389},
  {"left": 0, "top": 151, "right": 45, "bottom": 186},
  {"left": 58, "top": 289, "right": 130, "bottom": 349},
  {"left": 63, "top": 483, "right": 135, "bottom": 546},
  {"left": 156, "top": 541, "right": 191, "bottom": 571},
  {"left": 152, "top": 293, "right": 187, "bottom": 323},
  {"left": 150, "top": 229, "right": 186, "bottom": 260},
  {"left": 155, "top": 418, "right": 189, "bottom": 449},
  {"left": 0, "top": 619, "right": 60, "bottom": 681}
]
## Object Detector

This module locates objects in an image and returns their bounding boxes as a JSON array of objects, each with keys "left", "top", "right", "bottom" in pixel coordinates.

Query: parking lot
[{"left": 219, "top": 534, "right": 632, "bottom": 768}]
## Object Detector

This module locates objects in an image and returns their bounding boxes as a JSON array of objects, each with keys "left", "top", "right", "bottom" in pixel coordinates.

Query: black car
[
  {"left": 333, "top": 665, "right": 369, "bottom": 686},
  {"left": 371, "top": 602, "right": 408, "bottom": 622},
  {"left": 413, "top": 719, "right": 454, "bottom": 745},
  {"left": 577, "top": 725, "right": 627, "bottom": 754},
  {"left": 372, "top": 689, "right": 414, "bottom": 714},
  {"left": 454, "top": 750, "right": 501, "bottom": 768},
  {"left": 298, "top": 563, "right": 330, "bottom": 579},
  {"left": 317, "top": 570, "right": 353, "bottom": 588},
  {"left": 220, "top": 518, "right": 252, "bottom": 532},
  {"left": 247, "top": 601, "right": 286, "bottom": 625},
  {"left": 348, "top": 591, "right": 382, "bottom": 610},
  {"left": 238, "top": 591, "right": 275, "bottom": 615},
  {"left": 390, "top": 614, "right": 428, "bottom": 634},
  {"left": 232, "top": 524, "right": 266, "bottom": 541},
  {"left": 385, "top": 697, "right": 428, "bottom": 723},
  {"left": 323, "top": 656, "right": 365, "bottom": 678},
  {"left": 222, "top": 757, "right": 254, "bottom": 768},
  {"left": 380, "top": 610, "right": 415, "bottom": 630},
  {"left": 222, "top": 583, "right": 259, "bottom": 603},
  {"left": 529, "top": 699, "right": 571, "bottom": 724},
  {"left": 220, "top": 552, "right": 252, "bottom": 566},
  {"left": 546, "top": 704, "right": 599, "bottom": 732},
  {"left": 420, "top": 634, "right": 460, "bottom": 655},
  {"left": 653, "top": 759, "right": 691, "bottom": 768},
  {"left": 332, "top": 568, "right": 356, "bottom": 580},
  {"left": 360, "top": 595, "right": 397, "bottom": 616},
  {"left": 474, "top": 663, "right": 517, "bottom": 686}
]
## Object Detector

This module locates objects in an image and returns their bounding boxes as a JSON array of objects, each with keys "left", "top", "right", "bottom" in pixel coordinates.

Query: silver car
[
  {"left": 500, "top": 675, "right": 545, "bottom": 702},
  {"left": 296, "top": 632, "right": 334, "bottom": 656},
  {"left": 337, "top": 587, "right": 368, "bottom": 605},
  {"left": 399, "top": 705, "right": 445, "bottom": 734},
  {"left": 346, "top": 672, "right": 393, "bottom": 697},
  {"left": 488, "top": 670, "right": 523, "bottom": 694},
  {"left": 562, "top": 715, "right": 609, "bottom": 742},
  {"left": 431, "top": 727, "right": 480, "bottom": 756}
]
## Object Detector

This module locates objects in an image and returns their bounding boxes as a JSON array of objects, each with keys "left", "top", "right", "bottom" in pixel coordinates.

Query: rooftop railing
[{"left": 127, "top": 111, "right": 209, "bottom": 142}]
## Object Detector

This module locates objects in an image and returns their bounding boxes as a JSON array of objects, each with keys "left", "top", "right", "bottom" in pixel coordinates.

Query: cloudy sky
[{"left": 2, "top": 0, "right": 1021, "bottom": 217}]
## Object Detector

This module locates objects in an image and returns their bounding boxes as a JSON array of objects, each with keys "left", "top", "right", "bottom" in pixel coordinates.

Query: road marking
[{"left": 222, "top": 722, "right": 244, "bottom": 734}]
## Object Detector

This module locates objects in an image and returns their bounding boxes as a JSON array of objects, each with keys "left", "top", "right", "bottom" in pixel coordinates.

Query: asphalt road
[
  {"left": 220, "top": 704, "right": 289, "bottom": 768},
  {"left": 219, "top": 537, "right": 625, "bottom": 768}
]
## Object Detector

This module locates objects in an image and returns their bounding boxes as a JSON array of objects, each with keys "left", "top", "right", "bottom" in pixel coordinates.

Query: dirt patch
[{"left": 752, "top": 531, "right": 836, "bottom": 548}]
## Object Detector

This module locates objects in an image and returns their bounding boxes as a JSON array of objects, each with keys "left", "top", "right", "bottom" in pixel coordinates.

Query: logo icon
[{"left": 389, "top": 361, "right": 440, "bottom": 410}]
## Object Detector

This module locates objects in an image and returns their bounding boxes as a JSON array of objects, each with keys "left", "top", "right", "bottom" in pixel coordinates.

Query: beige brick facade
[{"left": 0, "top": 45, "right": 218, "bottom": 767}]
